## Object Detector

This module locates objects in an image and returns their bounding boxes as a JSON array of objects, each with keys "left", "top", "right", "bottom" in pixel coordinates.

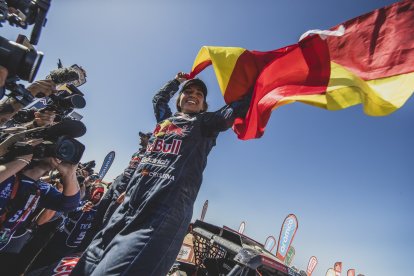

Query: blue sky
[{"left": 3, "top": 0, "right": 412, "bottom": 275}]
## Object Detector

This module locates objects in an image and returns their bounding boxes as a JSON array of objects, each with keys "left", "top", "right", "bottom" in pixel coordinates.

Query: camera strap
[{"left": 8, "top": 188, "right": 40, "bottom": 233}]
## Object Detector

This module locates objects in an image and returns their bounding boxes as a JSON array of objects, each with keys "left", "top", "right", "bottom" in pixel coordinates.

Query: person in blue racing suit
[
  {"left": 71, "top": 72, "right": 250, "bottom": 276},
  {"left": 26, "top": 184, "right": 105, "bottom": 272},
  {"left": 99, "top": 131, "right": 151, "bottom": 227},
  {"left": 0, "top": 155, "right": 80, "bottom": 275},
  {"left": 75, "top": 132, "right": 151, "bottom": 252}
]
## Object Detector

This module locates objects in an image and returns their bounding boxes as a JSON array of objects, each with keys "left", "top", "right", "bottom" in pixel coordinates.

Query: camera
[
  {"left": 4, "top": 134, "right": 86, "bottom": 164},
  {"left": 80, "top": 160, "right": 96, "bottom": 171},
  {"left": 33, "top": 136, "right": 85, "bottom": 164},
  {"left": 0, "top": 34, "right": 43, "bottom": 83},
  {"left": 0, "top": 0, "right": 52, "bottom": 98},
  {"left": 1, "top": 0, "right": 51, "bottom": 45},
  {"left": 10, "top": 83, "right": 86, "bottom": 124},
  {"left": 6, "top": 62, "right": 87, "bottom": 124},
  {"left": 0, "top": 119, "right": 86, "bottom": 161}
]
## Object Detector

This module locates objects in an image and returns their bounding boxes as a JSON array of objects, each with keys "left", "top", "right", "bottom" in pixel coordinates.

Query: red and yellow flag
[{"left": 190, "top": 0, "right": 414, "bottom": 140}]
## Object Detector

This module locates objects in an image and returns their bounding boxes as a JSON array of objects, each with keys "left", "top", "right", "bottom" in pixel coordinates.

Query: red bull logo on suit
[{"left": 153, "top": 120, "right": 187, "bottom": 138}]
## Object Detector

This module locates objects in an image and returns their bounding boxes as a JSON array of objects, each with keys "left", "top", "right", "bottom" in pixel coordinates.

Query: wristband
[{"left": 15, "top": 158, "right": 31, "bottom": 165}]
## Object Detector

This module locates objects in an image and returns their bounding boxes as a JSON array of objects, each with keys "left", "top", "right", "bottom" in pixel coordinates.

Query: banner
[
  {"left": 306, "top": 256, "right": 318, "bottom": 276},
  {"left": 200, "top": 200, "right": 208, "bottom": 221},
  {"left": 334, "top": 262, "right": 342, "bottom": 276},
  {"left": 264, "top": 236, "right": 276, "bottom": 252},
  {"left": 238, "top": 221, "right": 246, "bottom": 234},
  {"left": 276, "top": 214, "right": 298, "bottom": 262},
  {"left": 284, "top": 246, "right": 295, "bottom": 266},
  {"left": 98, "top": 151, "right": 115, "bottom": 180}
]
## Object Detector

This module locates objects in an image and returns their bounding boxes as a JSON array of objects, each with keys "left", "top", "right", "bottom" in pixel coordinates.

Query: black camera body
[
  {"left": 33, "top": 136, "right": 85, "bottom": 164},
  {"left": 0, "top": 0, "right": 51, "bottom": 97},
  {"left": 10, "top": 83, "right": 86, "bottom": 124},
  {"left": 0, "top": 119, "right": 86, "bottom": 164},
  {"left": 45, "top": 84, "right": 86, "bottom": 116},
  {"left": 1, "top": 0, "right": 51, "bottom": 45},
  {"left": 0, "top": 34, "right": 43, "bottom": 83}
]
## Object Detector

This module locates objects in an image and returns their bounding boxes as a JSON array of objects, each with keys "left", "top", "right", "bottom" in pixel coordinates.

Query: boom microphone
[
  {"left": 45, "top": 120, "right": 87, "bottom": 139},
  {"left": 48, "top": 67, "right": 80, "bottom": 85}
]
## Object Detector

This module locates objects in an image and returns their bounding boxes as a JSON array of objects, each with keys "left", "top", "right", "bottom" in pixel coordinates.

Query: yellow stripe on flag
[
  {"left": 327, "top": 62, "right": 414, "bottom": 115},
  {"left": 269, "top": 63, "right": 414, "bottom": 115},
  {"left": 192, "top": 46, "right": 245, "bottom": 96}
]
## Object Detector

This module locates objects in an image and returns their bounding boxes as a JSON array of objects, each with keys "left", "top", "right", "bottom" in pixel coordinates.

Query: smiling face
[{"left": 178, "top": 85, "right": 206, "bottom": 114}]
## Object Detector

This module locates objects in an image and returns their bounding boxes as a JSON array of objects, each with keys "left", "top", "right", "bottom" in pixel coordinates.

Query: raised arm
[
  {"left": 152, "top": 79, "right": 180, "bottom": 123},
  {"left": 153, "top": 72, "right": 187, "bottom": 122},
  {"left": 201, "top": 95, "right": 251, "bottom": 137},
  {"left": 41, "top": 161, "right": 81, "bottom": 212}
]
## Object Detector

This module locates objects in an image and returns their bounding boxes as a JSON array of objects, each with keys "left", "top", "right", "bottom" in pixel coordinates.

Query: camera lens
[
  {"left": 56, "top": 139, "right": 76, "bottom": 160},
  {"left": 0, "top": 36, "right": 43, "bottom": 82},
  {"left": 54, "top": 136, "right": 85, "bottom": 164}
]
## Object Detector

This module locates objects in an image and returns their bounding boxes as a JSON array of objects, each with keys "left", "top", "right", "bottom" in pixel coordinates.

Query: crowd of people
[{"left": 0, "top": 65, "right": 251, "bottom": 276}]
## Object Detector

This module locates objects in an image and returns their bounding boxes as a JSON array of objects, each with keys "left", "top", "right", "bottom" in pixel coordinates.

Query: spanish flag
[{"left": 190, "top": 0, "right": 414, "bottom": 140}]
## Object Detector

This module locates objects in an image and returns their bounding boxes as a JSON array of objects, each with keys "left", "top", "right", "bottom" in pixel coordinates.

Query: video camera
[
  {"left": 0, "top": 119, "right": 86, "bottom": 164},
  {"left": 4, "top": 62, "right": 87, "bottom": 124},
  {"left": 79, "top": 160, "right": 96, "bottom": 173},
  {"left": 0, "top": 34, "right": 43, "bottom": 83},
  {"left": 32, "top": 136, "right": 85, "bottom": 164},
  {"left": 11, "top": 83, "right": 86, "bottom": 123},
  {"left": 0, "top": 0, "right": 51, "bottom": 45},
  {"left": 0, "top": 0, "right": 51, "bottom": 98}
]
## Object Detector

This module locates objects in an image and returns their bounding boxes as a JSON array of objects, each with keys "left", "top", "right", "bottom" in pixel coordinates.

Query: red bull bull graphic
[
  {"left": 153, "top": 120, "right": 187, "bottom": 138},
  {"left": 306, "top": 256, "right": 318, "bottom": 276},
  {"left": 276, "top": 214, "right": 298, "bottom": 262}
]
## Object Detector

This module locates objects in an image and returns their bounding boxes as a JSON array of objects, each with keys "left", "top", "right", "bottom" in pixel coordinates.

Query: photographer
[
  {"left": 0, "top": 147, "right": 81, "bottom": 275},
  {"left": 0, "top": 79, "right": 57, "bottom": 125},
  {"left": 0, "top": 139, "right": 41, "bottom": 183},
  {"left": 26, "top": 184, "right": 105, "bottom": 272}
]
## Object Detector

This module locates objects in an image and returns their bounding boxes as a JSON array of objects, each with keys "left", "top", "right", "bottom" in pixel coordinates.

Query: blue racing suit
[
  {"left": 76, "top": 150, "right": 145, "bottom": 252},
  {"left": 71, "top": 79, "right": 249, "bottom": 276},
  {"left": 27, "top": 200, "right": 98, "bottom": 271},
  {"left": 0, "top": 174, "right": 80, "bottom": 275},
  {"left": 0, "top": 174, "right": 80, "bottom": 252}
]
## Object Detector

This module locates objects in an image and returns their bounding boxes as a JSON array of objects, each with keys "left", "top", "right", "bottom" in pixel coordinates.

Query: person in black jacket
[{"left": 71, "top": 72, "right": 250, "bottom": 276}]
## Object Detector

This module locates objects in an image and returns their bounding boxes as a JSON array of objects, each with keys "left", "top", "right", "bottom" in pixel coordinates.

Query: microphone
[
  {"left": 48, "top": 67, "right": 80, "bottom": 85},
  {"left": 45, "top": 120, "right": 87, "bottom": 139}
]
